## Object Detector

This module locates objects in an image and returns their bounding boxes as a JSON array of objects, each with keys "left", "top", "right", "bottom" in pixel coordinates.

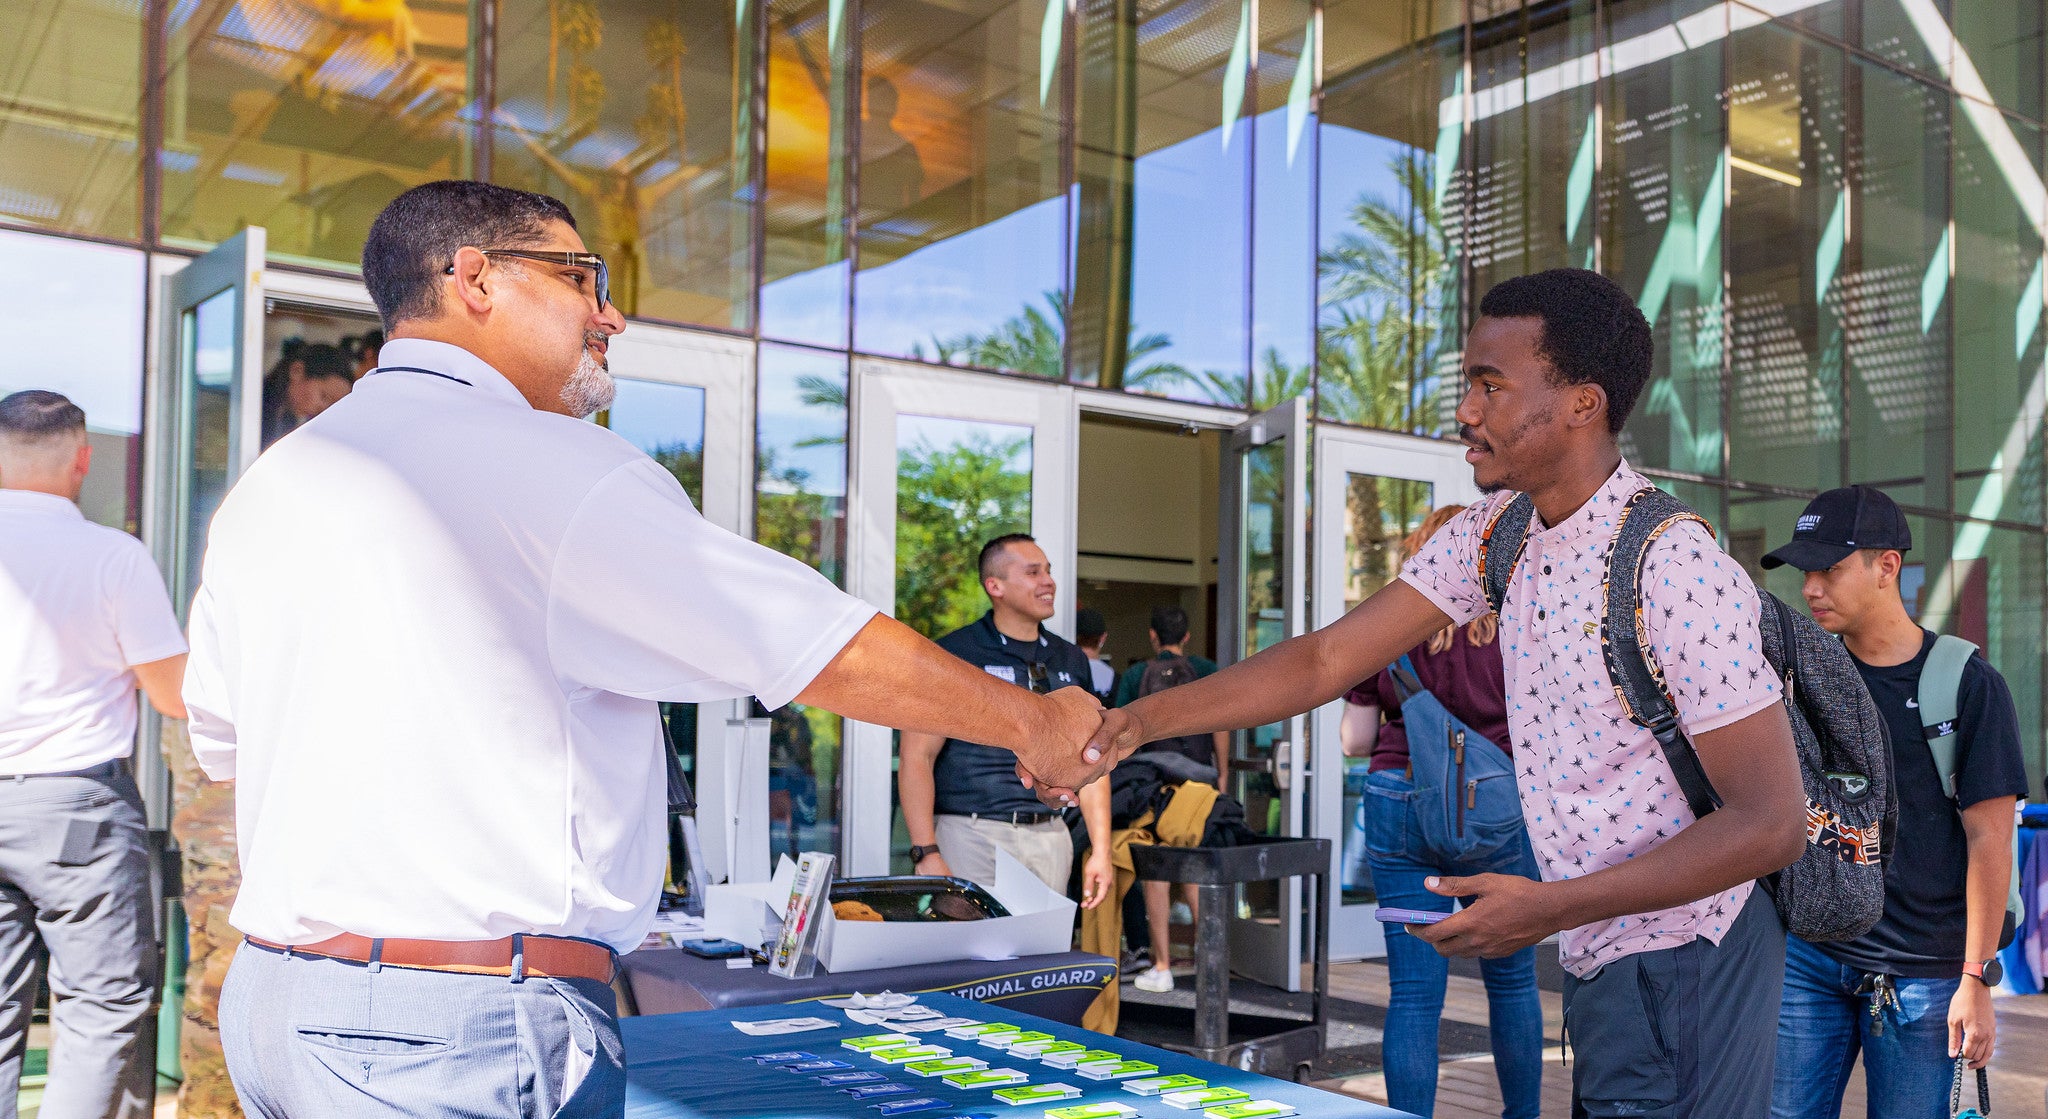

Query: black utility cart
[{"left": 1121, "top": 837, "right": 1333, "bottom": 1082}]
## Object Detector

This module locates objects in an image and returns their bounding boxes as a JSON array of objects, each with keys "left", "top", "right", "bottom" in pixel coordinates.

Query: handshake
[{"left": 1008, "top": 689, "right": 1148, "bottom": 807}]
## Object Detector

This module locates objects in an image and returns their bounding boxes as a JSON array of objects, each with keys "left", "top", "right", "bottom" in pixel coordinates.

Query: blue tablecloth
[{"left": 623, "top": 993, "right": 1416, "bottom": 1119}]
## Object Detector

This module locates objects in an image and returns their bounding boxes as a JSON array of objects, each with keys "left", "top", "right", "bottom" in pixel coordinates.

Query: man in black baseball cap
[
  {"left": 1760, "top": 483, "right": 1913, "bottom": 573},
  {"left": 1763, "top": 484, "right": 2029, "bottom": 1119}
]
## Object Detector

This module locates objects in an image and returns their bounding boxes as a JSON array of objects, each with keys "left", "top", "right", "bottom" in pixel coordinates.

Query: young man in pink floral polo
[{"left": 1088, "top": 269, "right": 1806, "bottom": 1118}]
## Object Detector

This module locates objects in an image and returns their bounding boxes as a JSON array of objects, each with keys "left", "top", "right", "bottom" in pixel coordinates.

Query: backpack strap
[
  {"left": 1479, "top": 493, "right": 1537, "bottom": 616},
  {"left": 1917, "top": 634, "right": 1977, "bottom": 801},
  {"left": 1600, "top": 487, "right": 1724, "bottom": 821},
  {"left": 1387, "top": 654, "right": 1424, "bottom": 705}
]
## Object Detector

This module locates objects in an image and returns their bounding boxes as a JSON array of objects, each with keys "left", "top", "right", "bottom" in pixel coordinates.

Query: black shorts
[{"left": 1563, "top": 888, "right": 1787, "bottom": 1119}]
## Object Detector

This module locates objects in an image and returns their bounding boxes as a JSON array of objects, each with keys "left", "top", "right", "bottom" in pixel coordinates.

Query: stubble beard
[{"left": 560, "top": 345, "right": 616, "bottom": 417}]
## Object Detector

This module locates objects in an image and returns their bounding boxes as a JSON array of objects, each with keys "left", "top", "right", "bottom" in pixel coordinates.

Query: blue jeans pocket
[{"left": 1363, "top": 771, "right": 1418, "bottom": 862}]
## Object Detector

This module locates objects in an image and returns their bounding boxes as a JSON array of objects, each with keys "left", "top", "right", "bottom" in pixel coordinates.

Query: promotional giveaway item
[
  {"left": 734, "top": 1016, "right": 837, "bottom": 1035},
  {"left": 1076, "top": 1060, "right": 1158, "bottom": 1081},
  {"left": 945, "top": 1023, "right": 1019, "bottom": 1040},
  {"left": 991, "top": 1083, "right": 1083, "bottom": 1106},
  {"left": 942, "top": 1068, "right": 1031, "bottom": 1089},
  {"left": 1042, "top": 1048, "right": 1121, "bottom": 1069},
  {"left": 786, "top": 1059, "right": 853, "bottom": 1073},
  {"left": 1161, "top": 1086, "right": 1252, "bottom": 1110},
  {"left": 819, "top": 1072, "right": 889, "bottom": 1086},
  {"left": 746, "top": 1052, "right": 817, "bottom": 1065},
  {"left": 770, "top": 852, "right": 835, "bottom": 979},
  {"left": 1204, "top": 1102, "right": 1298, "bottom": 1118},
  {"left": 1045, "top": 1103, "right": 1139, "bottom": 1119},
  {"left": 990, "top": 1031, "right": 1055, "bottom": 1050},
  {"left": 905, "top": 1057, "right": 988, "bottom": 1077},
  {"left": 1031, "top": 1041, "right": 1090, "bottom": 1061},
  {"left": 1124, "top": 1074, "right": 1209, "bottom": 1096},
  {"left": 870, "top": 1045, "right": 952, "bottom": 1064},
  {"left": 873, "top": 1097, "right": 947, "bottom": 1115},
  {"left": 845, "top": 1083, "right": 913, "bottom": 1099},
  {"left": 844, "top": 1034, "right": 918, "bottom": 1052}
]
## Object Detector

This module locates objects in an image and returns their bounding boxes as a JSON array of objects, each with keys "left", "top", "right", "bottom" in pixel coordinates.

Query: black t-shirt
[
  {"left": 1819, "top": 630, "right": 2031, "bottom": 978},
  {"left": 931, "top": 612, "right": 1094, "bottom": 817}
]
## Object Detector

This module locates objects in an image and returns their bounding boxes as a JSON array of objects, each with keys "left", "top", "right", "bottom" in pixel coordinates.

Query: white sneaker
[{"left": 1133, "top": 966, "right": 1175, "bottom": 993}]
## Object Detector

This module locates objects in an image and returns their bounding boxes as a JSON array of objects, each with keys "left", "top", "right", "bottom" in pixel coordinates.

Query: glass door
[
  {"left": 1217, "top": 399, "right": 1307, "bottom": 991},
  {"left": 595, "top": 327, "right": 759, "bottom": 883},
  {"left": 843, "top": 357, "right": 1077, "bottom": 876},
  {"left": 1311, "top": 426, "right": 1477, "bottom": 960},
  {"left": 165, "top": 229, "right": 267, "bottom": 613}
]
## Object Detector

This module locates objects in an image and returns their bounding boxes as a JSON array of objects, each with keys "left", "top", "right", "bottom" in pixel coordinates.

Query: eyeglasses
[
  {"left": 1025, "top": 662, "right": 1051, "bottom": 695},
  {"left": 448, "top": 249, "right": 610, "bottom": 310}
]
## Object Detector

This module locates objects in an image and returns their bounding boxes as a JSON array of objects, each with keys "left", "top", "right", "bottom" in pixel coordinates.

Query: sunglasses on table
[{"left": 447, "top": 249, "right": 611, "bottom": 311}]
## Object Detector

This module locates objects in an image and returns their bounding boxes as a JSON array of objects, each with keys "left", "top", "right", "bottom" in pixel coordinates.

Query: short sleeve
[
  {"left": 1954, "top": 656, "right": 2031, "bottom": 808},
  {"left": 1112, "top": 665, "right": 1141, "bottom": 709},
  {"left": 182, "top": 584, "right": 237, "bottom": 781},
  {"left": 108, "top": 541, "right": 187, "bottom": 666},
  {"left": 1636, "top": 521, "right": 1780, "bottom": 736},
  {"left": 548, "top": 459, "right": 879, "bottom": 709},
  {"left": 1396, "top": 496, "right": 1508, "bottom": 626}
]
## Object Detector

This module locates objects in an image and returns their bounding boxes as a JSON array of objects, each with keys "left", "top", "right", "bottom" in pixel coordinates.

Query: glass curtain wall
[
  {"left": 2, "top": 0, "right": 145, "bottom": 239},
  {"left": 7, "top": 0, "right": 2047, "bottom": 783}
]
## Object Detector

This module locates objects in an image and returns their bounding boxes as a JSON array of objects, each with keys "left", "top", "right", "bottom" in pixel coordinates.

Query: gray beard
[{"left": 560, "top": 349, "right": 615, "bottom": 417}]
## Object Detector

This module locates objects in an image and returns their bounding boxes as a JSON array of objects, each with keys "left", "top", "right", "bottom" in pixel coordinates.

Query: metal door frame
[
  {"left": 842, "top": 357, "right": 1078, "bottom": 876},
  {"left": 1216, "top": 397, "right": 1308, "bottom": 991},
  {"left": 1310, "top": 424, "right": 1478, "bottom": 961}
]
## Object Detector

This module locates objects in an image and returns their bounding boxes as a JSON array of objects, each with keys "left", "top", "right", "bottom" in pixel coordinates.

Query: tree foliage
[{"left": 894, "top": 433, "right": 1032, "bottom": 639}]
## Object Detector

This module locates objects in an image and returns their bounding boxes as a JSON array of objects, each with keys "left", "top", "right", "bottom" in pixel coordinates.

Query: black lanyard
[{"left": 371, "top": 365, "right": 473, "bottom": 387}]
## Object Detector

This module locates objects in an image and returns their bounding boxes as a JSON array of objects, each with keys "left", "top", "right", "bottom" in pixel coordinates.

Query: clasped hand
[{"left": 1010, "top": 694, "right": 1150, "bottom": 806}]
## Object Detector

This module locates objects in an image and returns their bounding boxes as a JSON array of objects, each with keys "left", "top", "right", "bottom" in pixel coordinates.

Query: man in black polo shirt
[
  {"left": 900, "top": 534, "right": 1112, "bottom": 906},
  {"left": 1763, "top": 486, "right": 2029, "bottom": 1119}
]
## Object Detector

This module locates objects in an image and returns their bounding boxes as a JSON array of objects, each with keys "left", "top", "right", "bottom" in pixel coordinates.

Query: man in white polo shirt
[
  {"left": 0, "top": 390, "right": 189, "bottom": 1119},
  {"left": 182, "top": 181, "right": 1110, "bottom": 1118}
]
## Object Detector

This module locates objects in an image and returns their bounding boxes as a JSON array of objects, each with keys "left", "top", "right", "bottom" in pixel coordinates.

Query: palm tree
[
  {"left": 909, "top": 291, "right": 1192, "bottom": 387},
  {"left": 1316, "top": 150, "right": 1456, "bottom": 433}
]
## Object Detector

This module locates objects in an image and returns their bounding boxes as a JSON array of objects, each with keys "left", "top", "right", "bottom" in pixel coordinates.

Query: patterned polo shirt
[{"left": 1399, "top": 460, "right": 1781, "bottom": 976}]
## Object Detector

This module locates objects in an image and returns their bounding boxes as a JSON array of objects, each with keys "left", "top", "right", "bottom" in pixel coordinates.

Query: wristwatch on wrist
[
  {"left": 1962, "top": 957, "right": 2004, "bottom": 987},
  {"left": 909, "top": 843, "right": 941, "bottom": 865}
]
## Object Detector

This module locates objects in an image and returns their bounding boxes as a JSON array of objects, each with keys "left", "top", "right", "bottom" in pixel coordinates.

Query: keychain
[{"left": 1949, "top": 1053, "right": 1990, "bottom": 1118}]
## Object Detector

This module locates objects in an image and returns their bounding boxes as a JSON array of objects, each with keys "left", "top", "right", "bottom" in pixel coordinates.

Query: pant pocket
[
  {"left": 294, "top": 1026, "right": 452, "bottom": 1057},
  {"left": 1362, "top": 773, "right": 1418, "bottom": 862},
  {"left": 545, "top": 980, "right": 623, "bottom": 1119},
  {"left": 1566, "top": 959, "right": 1679, "bottom": 1118}
]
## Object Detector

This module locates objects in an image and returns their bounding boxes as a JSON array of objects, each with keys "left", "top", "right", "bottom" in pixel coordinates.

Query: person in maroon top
[{"left": 1338, "top": 505, "right": 1541, "bottom": 1119}]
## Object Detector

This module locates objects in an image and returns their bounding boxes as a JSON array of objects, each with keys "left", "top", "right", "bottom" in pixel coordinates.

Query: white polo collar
[
  {"left": 0, "top": 490, "right": 83, "bottom": 519},
  {"left": 372, "top": 338, "right": 535, "bottom": 409}
]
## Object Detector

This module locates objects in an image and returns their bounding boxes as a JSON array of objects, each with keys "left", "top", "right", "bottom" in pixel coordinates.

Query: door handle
[{"left": 1270, "top": 740, "right": 1291, "bottom": 790}]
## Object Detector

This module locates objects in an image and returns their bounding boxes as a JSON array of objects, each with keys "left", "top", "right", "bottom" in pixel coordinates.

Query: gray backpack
[
  {"left": 1918, "top": 635, "right": 2023, "bottom": 948},
  {"left": 1481, "top": 486, "right": 1894, "bottom": 942}
]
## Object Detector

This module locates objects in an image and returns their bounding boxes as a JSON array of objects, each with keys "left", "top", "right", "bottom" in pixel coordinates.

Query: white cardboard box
[
  {"left": 815, "top": 850, "right": 1078, "bottom": 973},
  {"left": 701, "top": 857, "right": 797, "bottom": 947}
]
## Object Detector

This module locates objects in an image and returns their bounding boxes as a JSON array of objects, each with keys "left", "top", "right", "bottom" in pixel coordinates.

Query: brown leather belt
[{"left": 247, "top": 932, "right": 617, "bottom": 984}]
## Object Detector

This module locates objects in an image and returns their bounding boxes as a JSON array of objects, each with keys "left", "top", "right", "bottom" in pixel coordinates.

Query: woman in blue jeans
[{"left": 1339, "top": 505, "right": 1543, "bottom": 1119}]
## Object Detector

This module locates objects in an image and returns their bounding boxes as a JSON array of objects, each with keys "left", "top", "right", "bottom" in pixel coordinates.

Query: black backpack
[
  {"left": 1132, "top": 655, "right": 1219, "bottom": 774},
  {"left": 1480, "top": 486, "right": 1894, "bottom": 943}
]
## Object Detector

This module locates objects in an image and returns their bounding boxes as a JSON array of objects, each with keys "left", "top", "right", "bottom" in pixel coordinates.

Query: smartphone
[
  {"left": 681, "top": 937, "right": 749, "bottom": 959},
  {"left": 1374, "top": 907, "right": 1451, "bottom": 926}
]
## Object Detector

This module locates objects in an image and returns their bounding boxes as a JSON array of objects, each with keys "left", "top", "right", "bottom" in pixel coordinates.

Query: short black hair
[
  {"left": 0, "top": 390, "right": 85, "bottom": 441},
  {"left": 361, "top": 180, "right": 578, "bottom": 332},
  {"left": 1477, "top": 268, "right": 1653, "bottom": 434},
  {"left": 1150, "top": 604, "right": 1189, "bottom": 647},
  {"left": 1075, "top": 607, "right": 1107, "bottom": 642},
  {"left": 978, "top": 533, "right": 1038, "bottom": 581},
  {"left": 297, "top": 342, "right": 354, "bottom": 382}
]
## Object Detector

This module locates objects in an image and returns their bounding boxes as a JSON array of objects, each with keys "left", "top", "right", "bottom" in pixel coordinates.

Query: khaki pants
[{"left": 932, "top": 815, "right": 1071, "bottom": 893}]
